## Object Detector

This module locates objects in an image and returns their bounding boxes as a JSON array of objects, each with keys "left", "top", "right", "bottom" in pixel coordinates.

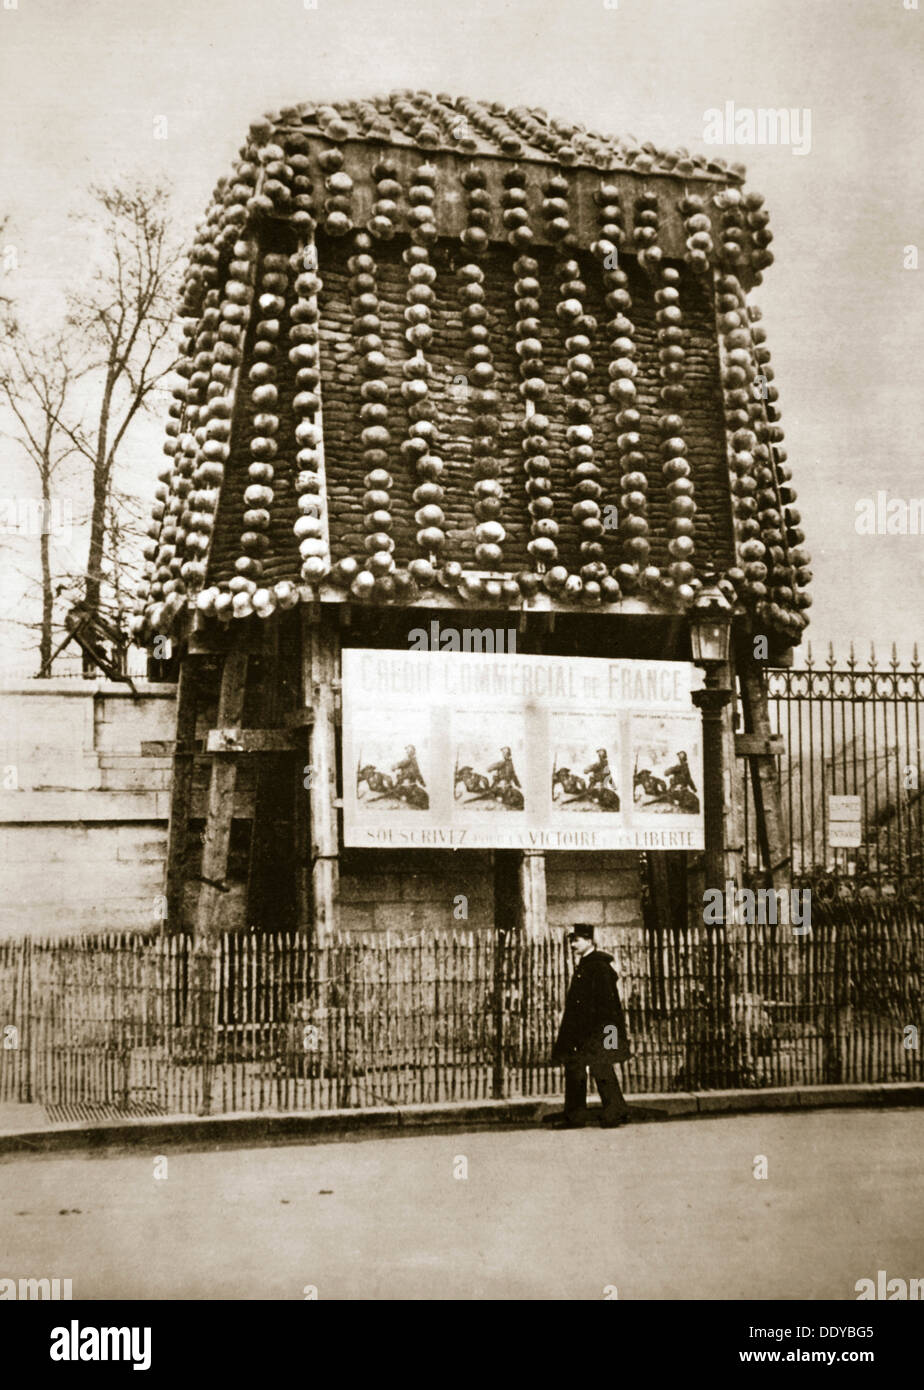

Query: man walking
[{"left": 545, "top": 924, "right": 631, "bottom": 1129}]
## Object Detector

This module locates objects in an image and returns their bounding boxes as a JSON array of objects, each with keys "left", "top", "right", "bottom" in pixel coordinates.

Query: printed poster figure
[
  {"left": 550, "top": 714, "right": 622, "bottom": 815},
  {"left": 392, "top": 744, "right": 425, "bottom": 795},
  {"left": 356, "top": 737, "right": 430, "bottom": 810},
  {"left": 552, "top": 745, "right": 620, "bottom": 812},
  {"left": 632, "top": 719, "right": 701, "bottom": 816},
  {"left": 453, "top": 732, "right": 525, "bottom": 811},
  {"left": 664, "top": 750, "right": 697, "bottom": 800}
]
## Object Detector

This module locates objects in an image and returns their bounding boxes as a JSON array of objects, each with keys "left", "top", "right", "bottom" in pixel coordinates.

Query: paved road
[{"left": 1, "top": 1108, "right": 921, "bottom": 1299}]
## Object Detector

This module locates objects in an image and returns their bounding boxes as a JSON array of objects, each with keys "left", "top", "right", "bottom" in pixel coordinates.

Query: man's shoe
[
  {"left": 600, "top": 1113, "right": 631, "bottom": 1128},
  {"left": 542, "top": 1112, "right": 585, "bottom": 1129}
]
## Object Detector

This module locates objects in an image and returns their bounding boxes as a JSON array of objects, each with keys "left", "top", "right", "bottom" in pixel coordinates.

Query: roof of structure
[
  {"left": 255, "top": 91, "right": 746, "bottom": 173},
  {"left": 132, "top": 92, "right": 810, "bottom": 646}
]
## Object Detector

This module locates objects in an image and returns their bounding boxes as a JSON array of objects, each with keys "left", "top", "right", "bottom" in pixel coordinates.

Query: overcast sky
[{"left": 1, "top": 0, "right": 921, "bottom": 671}]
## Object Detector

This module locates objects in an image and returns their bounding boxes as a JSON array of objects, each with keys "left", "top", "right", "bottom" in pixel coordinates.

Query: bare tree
[
  {"left": 0, "top": 318, "right": 84, "bottom": 673},
  {"left": 0, "top": 215, "right": 15, "bottom": 311},
  {"left": 0, "top": 184, "right": 182, "bottom": 675},
  {"left": 105, "top": 481, "right": 148, "bottom": 626},
  {"left": 59, "top": 181, "right": 183, "bottom": 618}
]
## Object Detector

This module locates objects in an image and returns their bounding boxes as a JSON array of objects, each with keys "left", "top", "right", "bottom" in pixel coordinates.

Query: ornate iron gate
[{"left": 741, "top": 645, "right": 924, "bottom": 895}]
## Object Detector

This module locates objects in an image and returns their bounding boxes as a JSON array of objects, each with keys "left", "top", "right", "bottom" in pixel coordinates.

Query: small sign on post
[{"left": 827, "top": 794, "right": 862, "bottom": 848}]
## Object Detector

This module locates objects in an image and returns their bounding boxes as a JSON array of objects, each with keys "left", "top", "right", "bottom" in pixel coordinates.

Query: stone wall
[
  {"left": 545, "top": 852, "right": 643, "bottom": 932},
  {"left": 0, "top": 680, "right": 176, "bottom": 938},
  {"left": 338, "top": 849, "right": 643, "bottom": 936},
  {"left": 338, "top": 849, "right": 495, "bottom": 934}
]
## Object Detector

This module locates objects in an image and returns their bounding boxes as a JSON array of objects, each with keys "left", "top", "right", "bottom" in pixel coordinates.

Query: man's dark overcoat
[{"left": 552, "top": 949, "right": 631, "bottom": 1066}]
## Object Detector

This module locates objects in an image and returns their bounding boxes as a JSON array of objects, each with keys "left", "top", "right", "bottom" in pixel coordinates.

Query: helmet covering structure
[{"left": 132, "top": 92, "right": 808, "bottom": 647}]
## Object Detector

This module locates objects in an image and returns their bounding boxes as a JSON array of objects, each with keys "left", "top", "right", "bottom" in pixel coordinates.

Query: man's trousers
[{"left": 563, "top": 1056, "right": 630, "bottom": 1123}]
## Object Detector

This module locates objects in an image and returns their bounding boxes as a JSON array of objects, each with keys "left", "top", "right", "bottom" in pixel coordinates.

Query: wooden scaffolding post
[
  {"left": 191, "top": 647, "right": 249, "bottom": 1114},
  {"left": 519, "top": 852, "right": 548, "bottom": 940},
  {"left": 163, "top": 655, "right": 199, "bottom": 934},
  {"left": 519, "top": 617, "right": 548, "bottom": 938},
  {"left": 720, "top": 646, "right": 744, "bottom": 892},
  {"left": 302, "top": 610, "right": 340, "bottom": 946},
  {"left": 195, "top": 648, "right": 250, "bottom": 943},
  {"left": 738, "top": 649, "right": 791, "bottom": 890},
  {"left": 245, "top": 620, "right": 285, "bottom": 933}
]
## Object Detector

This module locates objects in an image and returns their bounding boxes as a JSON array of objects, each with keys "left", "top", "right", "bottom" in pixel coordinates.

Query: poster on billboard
[
  {"left": 341, "top": 648, "right": 704, "bottom": 850},
  {"left": 549, "top": 713, "right": 623, "bottom": 822}
]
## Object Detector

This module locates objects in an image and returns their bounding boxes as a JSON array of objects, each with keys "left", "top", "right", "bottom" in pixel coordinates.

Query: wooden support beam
[
  {"left": 293, "top": 751, "right": 312, "bottom": 940},
  {"left": 303, "top": 611, "right": 340, "bottom": 946},
  {"left": 283, "top": 709, "right": 316, "bottom": 731},
  {"left": 205, "top": 728, "right": 299, "bottom": 753},
  {"left": 187, "top": 648, "right": 249, "bottom": 1116},
  {"left": 194, "top": 650, "right": 250, "bottom": 945},
  {"left": 315, "top": 585, "right": 672, "bottom": 617},
  {"left": 518, "top": 626, "right": 548, "bottom": 937},
  {"left": 163, "top": 657, "right": 199, "bottom": 933},
  {"left": 647, "top": 852, "right": 675, "bottom": 934},
  {"left": 719, "top": 654, "right": 744, "bottom": 894},
  {"left": 188, "top": 623, "right": 263, "bottom": 655},
  {"left": 735, "top": 733, "right": 786, "bottom": 757},
  {"left": 246, "top": 621, "right": 292, "bottom": 935},
  {"left": 518, "top": 851, "right": 548, "bottom": 940},
  {"left": 738, "top": 653, "right": 791, "bottom": 889}
]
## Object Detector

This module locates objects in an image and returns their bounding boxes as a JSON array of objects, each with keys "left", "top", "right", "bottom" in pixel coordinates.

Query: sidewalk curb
[{"left": 0, "top": 1082, "right": 921, "bottom": 1156}]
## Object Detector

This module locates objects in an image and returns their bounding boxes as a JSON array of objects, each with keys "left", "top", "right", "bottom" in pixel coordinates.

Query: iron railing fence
[
  {"left": 0, "top": 649, "right": 151, "bottom": 684},
  {"left": 741, "top": 646, "right": 924, "bottom": 895},
  {"left": 1, "top": 902, "right": 920, "bottom": 1118}
]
